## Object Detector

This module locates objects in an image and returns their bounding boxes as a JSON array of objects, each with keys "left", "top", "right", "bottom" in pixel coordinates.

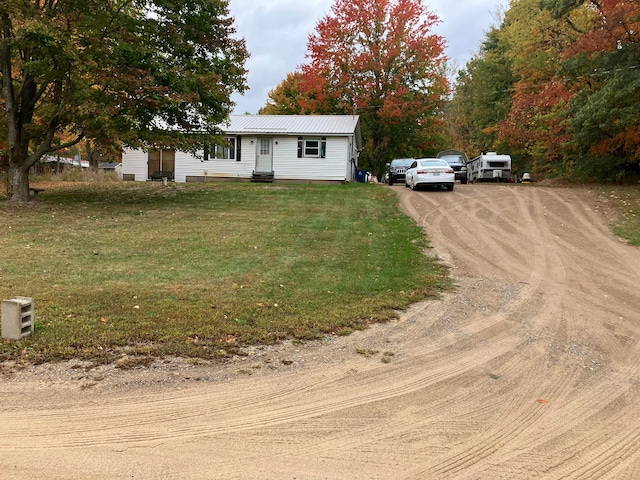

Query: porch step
[{"left": 251, "top": 171, "right": 274, "bottom": 183}]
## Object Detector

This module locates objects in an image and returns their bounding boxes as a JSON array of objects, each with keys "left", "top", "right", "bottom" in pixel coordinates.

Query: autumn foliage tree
[
  {"left": 1, "top": 0, "right": 248, "bottom": 202},
  {"left": 265, "top": 0, "right": 450, "bottom": 177},
  {"left": 451, "top": 0, "right": 640, "bottom": 182},
  {"left": 259, "top": 72, "right": 309, "bottom": 115},
  {"left": 548, "top": 0, "right": 640, "bottom": 179},
  {"left": 493, "top": 0, "right": 589, "bottom": 175},
  {"left": 449, "top": 26, "right": 515, "bottom": 158}
]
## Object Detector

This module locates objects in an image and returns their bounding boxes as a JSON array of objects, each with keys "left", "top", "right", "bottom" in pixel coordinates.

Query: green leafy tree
[
  {"left": 1, "top": 0, "right": 248, "bottom": 202},
  {"left": 449, "top": 26, "right": 515, "bottom": 157},
  {"left": 546, "top": 0, "right": 640, "bottom": 180}
]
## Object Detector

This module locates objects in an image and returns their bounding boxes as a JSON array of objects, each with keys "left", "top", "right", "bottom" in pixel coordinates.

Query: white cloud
[{"left": 229, "top": 0, "right": 505, "bottom": 114}]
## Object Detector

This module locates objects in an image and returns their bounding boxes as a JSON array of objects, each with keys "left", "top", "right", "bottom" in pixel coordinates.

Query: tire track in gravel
[
  {"left": 399, "top": 184, "right": 640, "bottom": 479},
  {"left": 400, "top": 185, "right": 577, "bottom": 477},
  {"left": 0, "top": 330, "right": 522, "bottom": 451}
]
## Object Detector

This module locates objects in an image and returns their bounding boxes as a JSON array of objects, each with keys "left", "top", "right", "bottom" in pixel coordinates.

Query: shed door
[
  {"left": 148, "top": 149, "right": 175, "bottom": 178},
  {"left": 255, "top": 138, "right": 273, "bottom": 173}
]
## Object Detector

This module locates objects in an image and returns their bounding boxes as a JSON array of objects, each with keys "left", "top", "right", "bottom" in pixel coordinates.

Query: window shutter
[
  {"left": 297, "top": 137, "right": 303, "bottom": 158},
  {"left": 236, "top": 136, "right": 241, "bottom": 162}
]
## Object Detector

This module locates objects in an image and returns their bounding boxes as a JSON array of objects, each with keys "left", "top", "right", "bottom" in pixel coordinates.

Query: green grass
[
  {"left": 0, "top": 181, "right": 451, "bottom": 364},
  {"left": 598, "top": 186, "right": 640, "bottom": 246}
]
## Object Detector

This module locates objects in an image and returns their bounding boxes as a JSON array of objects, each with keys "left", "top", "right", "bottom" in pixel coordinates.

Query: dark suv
[
  {"left": 387, "top": 158, "right": 414, "bottom": 185},
  {"left": 437, "top": 149, "right": 469, "bottom": 184}
]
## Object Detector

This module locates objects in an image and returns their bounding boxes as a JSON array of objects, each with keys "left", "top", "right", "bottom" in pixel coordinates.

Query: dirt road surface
[{"left": 2, "top": 184, "right": 640, "bottom": 479}]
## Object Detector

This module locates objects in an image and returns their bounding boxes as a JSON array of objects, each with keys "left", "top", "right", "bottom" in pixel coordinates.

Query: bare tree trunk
[
  {"left": 86, "top": 140, "right": 100, "bottom": 173},
  {"left": 1, "top": 153, "right": 10, "bottom": 197},
  {"left": 9, "top": 164, "right": 30, "bottom": 202}
]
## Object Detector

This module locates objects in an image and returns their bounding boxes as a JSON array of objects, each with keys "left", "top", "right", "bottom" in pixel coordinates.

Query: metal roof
[{"left": 224, "top": 115, "right": 361, "bottom": 137}]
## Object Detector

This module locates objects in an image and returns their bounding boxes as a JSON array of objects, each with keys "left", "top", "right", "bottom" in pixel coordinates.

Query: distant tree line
[{"left": 450, "top": 0, "right": 640, "bottom": 182}]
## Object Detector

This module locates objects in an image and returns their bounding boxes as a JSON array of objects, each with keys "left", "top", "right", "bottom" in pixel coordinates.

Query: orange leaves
[
  {"left": 265, "top": 0, "right": 450, "bottom": 176},
  {"left": 566, "top": 0, "right": 640, "bottom": 57},
  {"left": 589, "top": 126, "right": 640, "bottom": 161},
  {"left": 302, "top": 0, "right": 448, "bottom": 115}
]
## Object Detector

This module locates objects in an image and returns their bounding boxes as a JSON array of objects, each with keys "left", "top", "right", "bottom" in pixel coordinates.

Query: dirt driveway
[{"left": 2, "top": 184, "right": 640, "bottom": 479}]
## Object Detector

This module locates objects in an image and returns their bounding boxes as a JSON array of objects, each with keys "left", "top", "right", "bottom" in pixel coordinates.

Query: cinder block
[{"left": 2, "top": 297, "right": 34, "bottom": 340}]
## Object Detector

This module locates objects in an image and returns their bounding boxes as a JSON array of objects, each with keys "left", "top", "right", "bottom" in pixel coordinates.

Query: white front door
[{"left": 255, "top": 137, "right": 273, "bottom": 172}]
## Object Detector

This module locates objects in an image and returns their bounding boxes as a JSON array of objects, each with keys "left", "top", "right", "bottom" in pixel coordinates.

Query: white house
[{"left": 121, "top": 115, "right": 362, "bottom": 184}]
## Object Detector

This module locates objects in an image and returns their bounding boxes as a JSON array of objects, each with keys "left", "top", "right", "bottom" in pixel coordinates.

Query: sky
[{"left": 228, "top": 0, "right": 506, "bottom": 115}]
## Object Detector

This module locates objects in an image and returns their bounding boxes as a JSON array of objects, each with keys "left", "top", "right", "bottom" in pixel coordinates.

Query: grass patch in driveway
[
  {"left": 596, "top": 186, "right": 640, "bottom": 246},
  {"left": 0, "top": 181, "right": 450, "bottom": 364}
]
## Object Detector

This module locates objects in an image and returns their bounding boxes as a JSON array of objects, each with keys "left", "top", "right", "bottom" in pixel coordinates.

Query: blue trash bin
[{"left": 356, "top": 169, "right": 367, "bottom": 183}]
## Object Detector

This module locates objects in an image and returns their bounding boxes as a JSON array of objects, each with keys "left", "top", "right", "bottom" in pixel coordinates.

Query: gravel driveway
[{"left": 2, "top": 183, "right": 640, "bottom": 479}]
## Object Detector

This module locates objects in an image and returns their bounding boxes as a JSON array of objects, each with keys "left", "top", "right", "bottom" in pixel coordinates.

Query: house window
[
  {"left": 259, "top": 138, "right": 270, "bottom": 156},
  {"left": 304, "top": 139, "right": 320, "bottom": 157},
  {"left": 298, "top": 137, "right": 327, "bottom": 158},
  {"left": 204, "top": 137, "right": 237, "bottom": 161}
]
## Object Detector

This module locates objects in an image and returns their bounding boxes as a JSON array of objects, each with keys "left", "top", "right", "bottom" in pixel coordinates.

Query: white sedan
[{"left": 405, "top": 158, "right": 455, "bottom": 191}]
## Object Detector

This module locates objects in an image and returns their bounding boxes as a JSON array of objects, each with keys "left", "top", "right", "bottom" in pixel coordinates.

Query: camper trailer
[{"left": 467, "top": 152, "right": 512, "bottom": 183}]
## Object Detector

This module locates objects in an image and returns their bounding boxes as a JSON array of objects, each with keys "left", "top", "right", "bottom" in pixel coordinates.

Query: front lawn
[{"left": 0, "top": 181, "right": 450, "bottom": 364}]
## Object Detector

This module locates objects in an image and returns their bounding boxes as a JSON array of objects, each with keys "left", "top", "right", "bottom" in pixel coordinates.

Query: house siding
[
  {"left": 273, "top": 136, "right": 352, "bottom": 181},
  {"left": 177, "top": 147, "right": 255, "bottom": 182},
  {"left": 121, "top": 148, "right": 148, "bottom": 181},
  {"left": 121, "top": 115, "right": 361, "bottom": 183}
]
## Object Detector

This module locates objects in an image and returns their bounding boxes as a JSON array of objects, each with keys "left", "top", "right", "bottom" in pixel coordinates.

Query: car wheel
[
  {"left": 461, "top": 177, "right": 468, "bottom": 184},
  {"left": 388, "top": 177, "right": 393, "bottom": 186},
  {"left": 446, "top": 184, "right": 454, "bottom": 191},
  {"left": 411, "top": 179, "right": 417, "bottom": 191}
]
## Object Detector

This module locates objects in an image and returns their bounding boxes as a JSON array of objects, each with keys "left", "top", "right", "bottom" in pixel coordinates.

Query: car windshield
[
  {"left": 440, "top": 155, "right": 465, "bottom": 164},
  {"left": 391, "top": 158, "right": 414, "bottom": 167}
]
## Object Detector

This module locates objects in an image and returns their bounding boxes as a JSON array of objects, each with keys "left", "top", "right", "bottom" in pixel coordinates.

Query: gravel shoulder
[{"left": 2, "top": 184, "right": 640, "bottom": 479}]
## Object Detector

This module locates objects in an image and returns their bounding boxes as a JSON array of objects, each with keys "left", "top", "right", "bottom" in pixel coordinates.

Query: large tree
[
  {"left": 259, "top": 71, "right": 309, "bottom": 115},
  {"left": 264, "top": 0, "right": 450, "bottom": 177},
  {"left": 1, "top": 0, "right": 248, "bottom": 202},
  {"left": 548, "top": 0, "right": 640, "bottom": 180}
]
